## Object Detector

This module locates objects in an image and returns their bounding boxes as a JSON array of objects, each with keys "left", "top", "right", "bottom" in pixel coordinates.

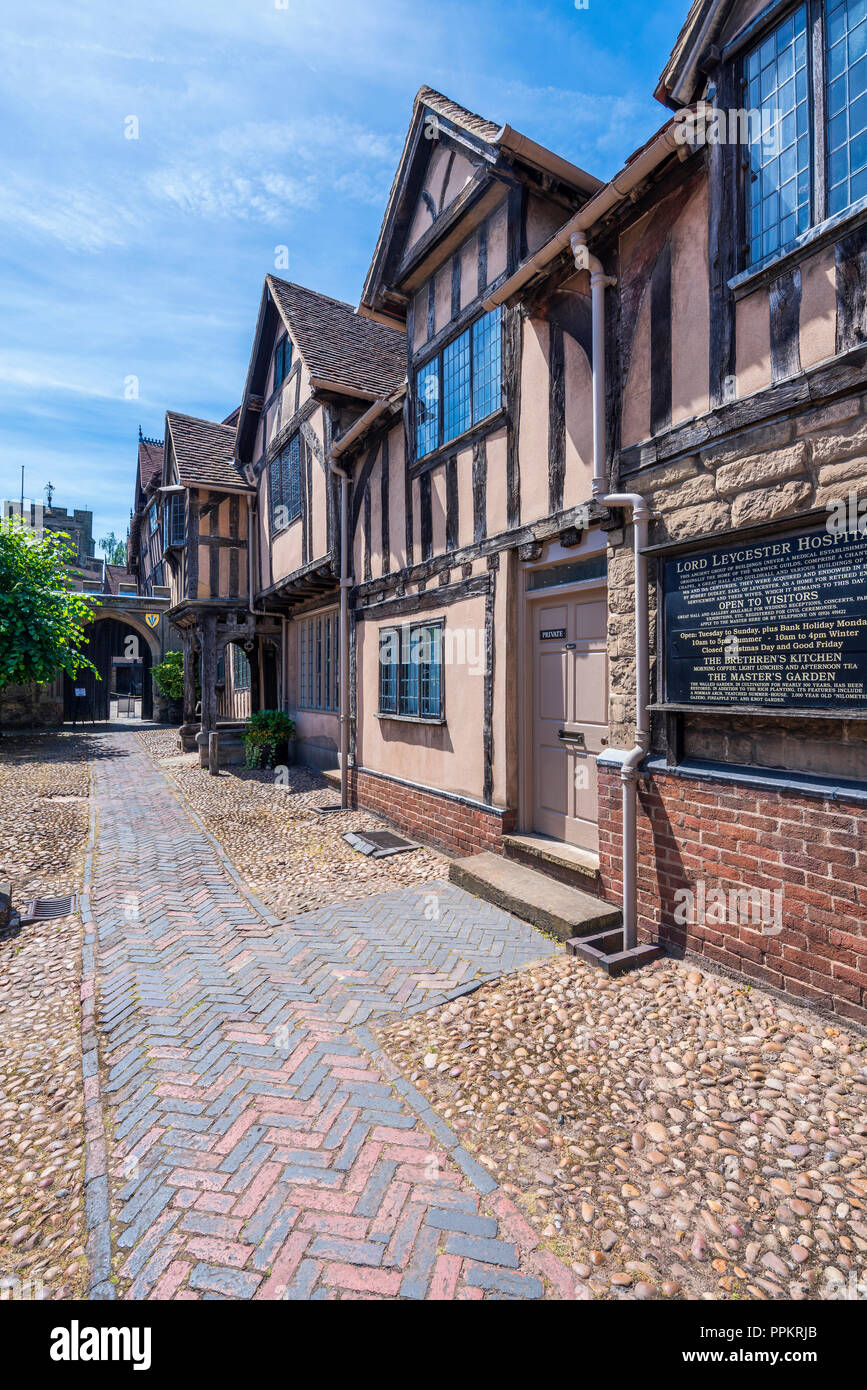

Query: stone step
[
  {"left": 502, "top": 832, "right": 601, "bottom": 894},
  {"left": 449, "top": 851, "right": 621, "bottom": 943}
]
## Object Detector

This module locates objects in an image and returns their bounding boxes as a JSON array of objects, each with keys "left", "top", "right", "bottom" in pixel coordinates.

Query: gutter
[
  {"left": 482, "top": 114, "right": 703, "bottom": 312},
  {"left": 494, "top": 124, "right": 603, "bottom": 196},
  {"left": 328, "top": 453, "right": 353, "bottom": 809},
  {"left": 327, "top": 388, "right": 405, "bottom": 807},
  {"left": 569, "top": 229, "right": 650, "bottom": 954}
]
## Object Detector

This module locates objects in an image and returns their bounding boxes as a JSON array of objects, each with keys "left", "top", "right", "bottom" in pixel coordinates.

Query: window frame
[
  {"left": 378, "top": 620, "right": 445, "bottom": 722},
  {"left": 232, "top": 643, "right": 251, "bottom": 692},
  {"left": 274, "top": 334, "right": 293, "bottom": 390},
  {"left": 734, "top": 0, "right": 867, "bottom": 272},
  {"left": 268, "top": 433, "right": 302, "bottom": 534},
  {"left": 298, "top": 612, "right": 339, "bottom": 712},
  {"left": 162, "top": 493, "right": 185, "bottom": 549},
  {"left": 413, "top": 307, "right": 503, "bottom": 463}
]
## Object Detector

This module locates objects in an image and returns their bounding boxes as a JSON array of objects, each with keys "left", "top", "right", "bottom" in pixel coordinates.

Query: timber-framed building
[{"left": 143, "top": 0, "right": 867, "bottom": 1026}]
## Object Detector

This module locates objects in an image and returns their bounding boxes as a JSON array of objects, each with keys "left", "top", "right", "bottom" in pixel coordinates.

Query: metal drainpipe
[
  {"left": 572, "top": 230, "right": 651, "bottom": 951},
  {"left": 329, "top": 460, "right": 352, "bottom": 809}
]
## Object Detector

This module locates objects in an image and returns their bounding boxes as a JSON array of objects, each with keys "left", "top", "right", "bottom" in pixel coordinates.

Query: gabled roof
[
  {"left": 414, "top": 86, "right": 502, "bottom": 145},
  {"left": 360, "top": 85, "right": 600, "bottom": 320},
  {"left": 137, "top": 433, "right": 163, "bottom": 491},
  {"left": 105, "top": 564, "right": 137, "bottom": 595},
  {"left": 164, "top": 412, "right": 250, "bottom": 491},
  {"left": 266, "top": 276, "right": 406, "bottom": 400}
]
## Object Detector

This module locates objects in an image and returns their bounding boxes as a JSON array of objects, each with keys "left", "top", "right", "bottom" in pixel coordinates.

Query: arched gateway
[{"left": 62, "top": 596, "right": 169, "bottom": 724}]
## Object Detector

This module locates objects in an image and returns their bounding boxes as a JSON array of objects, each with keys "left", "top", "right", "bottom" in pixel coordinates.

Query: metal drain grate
[
  {"left": 342, "top": 830, "right": 418, "bottom": 859},
  {"left": 19, "top": 895, "right": 78, "bottom": 924},
  {"left": 313, "top": 804, "right": 343, "bottom": 815}
]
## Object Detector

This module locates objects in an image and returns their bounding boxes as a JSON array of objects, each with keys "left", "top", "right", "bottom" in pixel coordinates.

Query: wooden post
[
  {"left": 200, "top": 613, "right": 218, "bottom": 736},
  {"left": 208, "top": 732, "right": 219, "bottom": 776},
  {"left": 182, "top": 632, "right": 197, "bottom": 724}
]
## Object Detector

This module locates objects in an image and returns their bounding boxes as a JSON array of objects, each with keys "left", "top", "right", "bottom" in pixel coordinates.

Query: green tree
[
  {"left": 99, "top": 531, "right": 127, "bottom": 565},
  {"left": 0, "top": 518, "right": 97, "bottom": 688}
]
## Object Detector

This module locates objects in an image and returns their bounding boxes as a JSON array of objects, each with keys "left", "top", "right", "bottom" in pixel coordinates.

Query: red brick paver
[{"left": 87, "top": 734, "right": 572, "bottom": 1300}]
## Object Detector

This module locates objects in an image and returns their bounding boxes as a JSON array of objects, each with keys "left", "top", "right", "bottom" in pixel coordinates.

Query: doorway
[
  {"left": 63, "top": 617, "right": 154, "bottom": 722},
  {"left": 528, "top": 584, "right": 608, "bottom": 852}
]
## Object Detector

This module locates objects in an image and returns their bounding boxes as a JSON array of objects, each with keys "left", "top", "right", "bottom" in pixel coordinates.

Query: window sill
[
  {"left": 729, "top": 196, "right": 867, "bottom": 300},
  {"left": 412, "top": 407, "right": 506, "bottom": 474},
  {"left": 375, "top": 712, "right": 446, "bottom": 726}
]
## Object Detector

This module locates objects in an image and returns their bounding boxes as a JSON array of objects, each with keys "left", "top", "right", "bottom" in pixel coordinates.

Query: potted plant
[
  {"left": 151, "top": 650, "right": 185, "bottom": 724},
  {"left": 244, "top": 709, "right": 296, "bottom": 769}
]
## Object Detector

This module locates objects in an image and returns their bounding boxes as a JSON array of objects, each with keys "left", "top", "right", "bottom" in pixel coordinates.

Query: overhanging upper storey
[{"left": 359, "top": 86, "right": 602, "bottom": 327}]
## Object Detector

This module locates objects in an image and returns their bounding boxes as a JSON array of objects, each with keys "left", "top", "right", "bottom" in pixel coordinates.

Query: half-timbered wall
[{"left": 252, "top": 318, "right": 335, "bottom": 595}]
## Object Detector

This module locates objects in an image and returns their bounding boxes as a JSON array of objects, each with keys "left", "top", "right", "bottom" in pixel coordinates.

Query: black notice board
[{"left": 662, "top": 526, "right": 867, "bottom": 710}]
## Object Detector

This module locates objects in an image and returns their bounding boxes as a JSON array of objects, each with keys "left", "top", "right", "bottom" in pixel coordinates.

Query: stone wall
[
  {"left": 606, "top": 389, "right": 867, "bottom": 771},
  {"left": 0, "top": 676, "right": 64, "bottom": 729}
]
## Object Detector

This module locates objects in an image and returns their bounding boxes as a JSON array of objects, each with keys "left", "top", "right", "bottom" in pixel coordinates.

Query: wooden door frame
[{"left": 516, "top": 548, "right": 608, "bottom": 839}]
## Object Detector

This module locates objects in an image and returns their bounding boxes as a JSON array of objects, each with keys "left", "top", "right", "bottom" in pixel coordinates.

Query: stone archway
[{"left": 63, "top": 614, "right": 161, "bottom": 721}]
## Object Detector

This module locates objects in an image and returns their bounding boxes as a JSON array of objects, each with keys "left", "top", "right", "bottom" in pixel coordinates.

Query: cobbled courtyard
[{"left": 0, "top": 725, "right": 865, "bottom": 1300}]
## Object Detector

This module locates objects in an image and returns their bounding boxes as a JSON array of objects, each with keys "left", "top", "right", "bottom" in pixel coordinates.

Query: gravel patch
[
  {"left": 0, "top": 732, "right": 92, "bottom": 1300},
  {"left": 376, "top": 954, "right": 867, "bottom": 1301},
  {"left": 138, "top": 727, "right": 448, "bottom": 918}
]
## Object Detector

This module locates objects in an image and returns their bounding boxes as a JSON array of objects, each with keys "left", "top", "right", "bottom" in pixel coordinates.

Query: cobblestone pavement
[
  {"left": 138, "top": 727, "right": 448, "bottom": 919},
  {"left": 379, "top": 958, "right": 867, "bottom": 1301},
  {"left": 89, "top": 732, "right": 569, "bottom": 1299},
  {"left": 0, "top": 732, "right": 92, "bottom": 1300}
]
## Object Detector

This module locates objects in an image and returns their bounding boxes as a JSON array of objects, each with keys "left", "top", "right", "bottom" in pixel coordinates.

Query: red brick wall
[
  {"left": 598, "top": 763, "right": 867, "bottom": 1027},
  {"left": 344, "top": 767, "right": 514, "bottom": 857}
]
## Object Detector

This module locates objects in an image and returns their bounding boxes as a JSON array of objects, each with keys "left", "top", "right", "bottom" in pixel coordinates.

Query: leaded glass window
[
  {"left": 269, "top": 434, "right": 302, "bottom": 531},
  {"left": 442, "top": 329, "right": 471, "bottom": 444},
  {"left": 827, "top": 0, "right": 867, "bottom": 211},
  {"left": 378, "top": 622, "right": 443, "bottom": 719},
  {"left": 299, "top": 613, "right": 338, "bottom": 711},
  {"left": 744, "top": 6, "right": 810, "bottom": 264},
  {"left": 414, "top": 308, "right": 503, "bottom": 458},
  {"left": 274, "top": 335, "right": 292, "bottom": 389},
  {"left": 740, "top": 1, "right": 867, "bottom": 268}
]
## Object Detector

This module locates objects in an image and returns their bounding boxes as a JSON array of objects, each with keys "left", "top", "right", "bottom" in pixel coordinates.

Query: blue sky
[{"left": 0, "top": 0, "right": 686, "bottom": 551}]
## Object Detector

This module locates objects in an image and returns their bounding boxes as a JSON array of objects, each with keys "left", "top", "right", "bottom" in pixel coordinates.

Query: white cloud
[{"left": 0, "top": 179, "right": 135, "bottom": 252}]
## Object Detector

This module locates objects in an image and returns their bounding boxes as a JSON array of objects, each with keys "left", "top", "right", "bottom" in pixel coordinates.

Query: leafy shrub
[
  {"left": 244, "top": 708, "right": 295, "bottom": 769},
  {"left": 151, "top": 650, "right": 184, "bottom": 701}
]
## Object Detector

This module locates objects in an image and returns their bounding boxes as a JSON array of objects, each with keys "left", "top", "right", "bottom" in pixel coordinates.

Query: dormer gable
[
  {"left": 235, "top": 275, "right": 407, "bottom": 466},
  {"left": 360, "top": 87, "right": 601, "bottom": 326}
]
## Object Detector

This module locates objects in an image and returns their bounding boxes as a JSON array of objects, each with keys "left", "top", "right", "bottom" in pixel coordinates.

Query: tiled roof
[
  {"left": 165, "top": 412, "right": 250, "bottom": 491},
  {"left": 138, "top": 436, "right": 163, "bottom": 490},
  {"left": 105, "top": 564, "right": 137, "bottom": 595},
  {"left": 413, "top": 86, "right": 502, "bottom": 143},
  {"left": 266, "top": 277, "right": 406, "bottom": 400}
]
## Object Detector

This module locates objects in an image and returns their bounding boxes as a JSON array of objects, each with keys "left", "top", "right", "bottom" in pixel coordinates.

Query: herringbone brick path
[{"left": 87, "top": 735, "right": 571, "bottom": 1299}]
